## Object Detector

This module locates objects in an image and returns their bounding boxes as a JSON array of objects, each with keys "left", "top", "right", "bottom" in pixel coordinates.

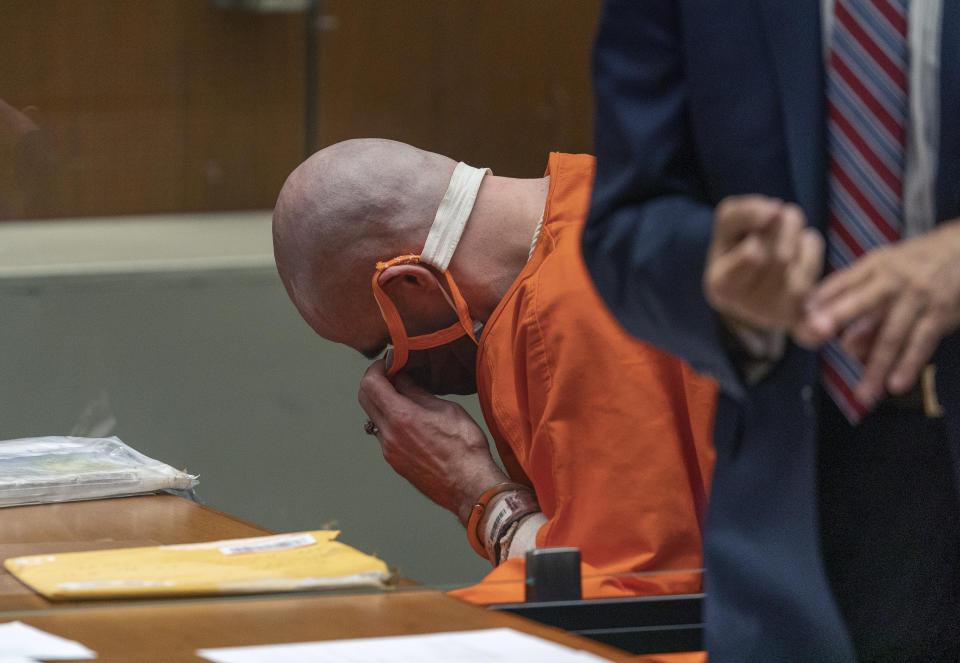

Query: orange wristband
[{"left": 465, "top": 482, "right": 531, "bottom": 559}]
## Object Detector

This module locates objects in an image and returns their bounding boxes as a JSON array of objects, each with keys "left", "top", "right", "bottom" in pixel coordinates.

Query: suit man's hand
[
  {"left": 704, "top": 195, "right": 825, "bottom": 346},
  {"left": 358, "top": 359, "right": 509, "bottom": 526},
  {"left": 805, "top": 219, "right": 960, "bottom": 404}
]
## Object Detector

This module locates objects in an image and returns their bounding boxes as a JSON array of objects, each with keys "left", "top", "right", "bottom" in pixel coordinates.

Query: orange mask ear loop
[{"left": 371, "top": 254, "right": 478, "bottom": 377}]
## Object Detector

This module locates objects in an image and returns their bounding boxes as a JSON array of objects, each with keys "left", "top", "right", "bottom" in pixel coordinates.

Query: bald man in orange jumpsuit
[{"left": 273, "top": 140, "right": 715, "bottom": 660}]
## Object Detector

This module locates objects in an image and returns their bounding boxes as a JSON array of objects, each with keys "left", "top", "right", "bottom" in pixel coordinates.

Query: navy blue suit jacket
[{"left": 583, "top": 1, "right": 960, "bottom": 660}]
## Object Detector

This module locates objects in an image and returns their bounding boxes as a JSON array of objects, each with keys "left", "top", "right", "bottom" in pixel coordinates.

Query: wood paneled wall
[
  {"left": 0, "top": 0, "right": 599, "bottom": 220},
  {"left": 0, "top": 0, "right": 306, "bottom": 219},
  {"left": 316, "top": 0, "right": 600, "bottom": 177}
]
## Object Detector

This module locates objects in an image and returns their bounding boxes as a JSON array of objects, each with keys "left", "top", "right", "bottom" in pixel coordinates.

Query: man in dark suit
[{"left": 583, "top": 1, "right": 960, "bottom": 660}]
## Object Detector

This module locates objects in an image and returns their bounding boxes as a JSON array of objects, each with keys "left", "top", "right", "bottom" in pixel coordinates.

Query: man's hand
[
  {"left": 805, "top": 220, "right": 960, "bottom": 404},
  {"left": 357, "top": 359, "right": 509, "bottom": 526},
  {"left": 704, "top": 195, "right": 825, "bottom": 346}
]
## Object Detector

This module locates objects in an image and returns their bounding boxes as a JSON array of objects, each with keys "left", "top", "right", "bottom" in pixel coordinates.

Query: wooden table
[
  {"left": 0, "top": 494, "right": 272, "bottom": 612},
  {"left": 0, "top": 495, "right": 634, "bottom": 661},
  {"left": 10, "top": 590, "right": 634, "bottom": 662}
]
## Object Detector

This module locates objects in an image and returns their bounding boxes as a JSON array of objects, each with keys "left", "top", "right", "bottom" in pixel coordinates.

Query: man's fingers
[
  {"left": 828, "top": 276, "right": 893, "bottom": 329},
  {"left": 357, "top": 385, "right": 387, "bottom": 440},
  {"left": 717, "top": 233, "right": 765, "bottom": 274},
  {"left": 785, "top": 228, "right": 827, "bottom": 345},
  {"left": 358, "top": 358, "right": 413, "bottom": 416},
  {"left": 357, "top": 388, "right": 382, "bottom": 423},
  {"left": 856, "top": 296, "right": 924, "bottom": 403},
  {"left": 392, "top": 371, "right": 444, "bottom": 408},
  {"left": 709, "top": 233, "right": 771, "bottom": 298},
  {"left": 790, "top": 318, "right": 823, "bottom": 349},
  {"left": 709, "top": 227, "right": 816, "bottom": 331},
  {"left": 839, "top": 313, "right": 881, "bottom": 363},
  {"left": 795, "top": 228, "right": 825, "bottom": 288},
  {"left": 809, "top": 270, "right": 891, "bottom": 340},
  {"left": 708, "top": 198, "right": 828, "bottom": 335},
  {"left": 713, "top": 196, "right": 783, "bottom": 251},
  {"left": 774, "top": 203, "right": 805, "bottom": 264},
  {"left": 807, "top": 256, "right": 876, "bottom": 312},
  {"left": 887, "top": 316, "right": 941, "bottom": 395}
]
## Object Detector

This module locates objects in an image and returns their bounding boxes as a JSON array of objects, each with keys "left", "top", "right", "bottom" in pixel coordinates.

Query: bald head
[
  {"left": 274, "top": 138, "right": 549, "bottom": 359},
  {"left": 273, "top": 139, "right": 457, "bottom": 344}
]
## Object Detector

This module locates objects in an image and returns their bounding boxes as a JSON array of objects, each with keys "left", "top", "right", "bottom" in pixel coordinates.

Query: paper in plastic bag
[{"left": 0, "top": 436, "right": 197, "bottom": 508}]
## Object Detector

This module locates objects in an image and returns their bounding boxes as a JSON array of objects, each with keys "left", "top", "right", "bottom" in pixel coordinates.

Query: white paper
[
  {"left": 0, "top": 621, "right": 96, "bottom": 660},
  {"left": 197, "top": 628, "right": 610, "bottom": 663}
]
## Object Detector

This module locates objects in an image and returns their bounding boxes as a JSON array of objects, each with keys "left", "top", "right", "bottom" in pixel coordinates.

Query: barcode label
[{"left": 219, "top": 533, "right": 316, "bottom": 555}]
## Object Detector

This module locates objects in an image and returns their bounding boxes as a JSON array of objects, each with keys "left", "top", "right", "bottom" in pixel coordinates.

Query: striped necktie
[{"left": 824, "top": 0, "right": 909, "bottom": 422}]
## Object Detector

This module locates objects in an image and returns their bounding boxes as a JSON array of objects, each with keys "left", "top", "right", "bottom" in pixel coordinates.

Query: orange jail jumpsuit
[{"left": 451, "top": 154, "right": 716, "bottom": 627}]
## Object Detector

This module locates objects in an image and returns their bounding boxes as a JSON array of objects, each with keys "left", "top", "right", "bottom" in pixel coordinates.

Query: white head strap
[{"left": 420, "top": 162, "right": 491, "bottom": 272}]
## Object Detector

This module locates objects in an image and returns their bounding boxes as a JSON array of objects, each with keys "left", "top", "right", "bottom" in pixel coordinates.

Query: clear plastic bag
[{"left": 0, "top": 436, "right": 198, "bottom": 508}]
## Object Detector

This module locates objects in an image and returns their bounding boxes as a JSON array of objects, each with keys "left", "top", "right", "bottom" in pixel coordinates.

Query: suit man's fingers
[
  {"left": 713, "top": 196, "right": 783, "bottom": 250},
  {"left": 707, "top": 234, "right": 771, "bottom": 306},
  {"left": 839, "top": 313, "right": 882, "bottom": 363},
  {"left": 806, "top": 258, "right": 876, "bottom": 312},
  {"left": 783, "top": 229, "right": 826, "bottom": 335},
  {"left": 796, "top": 228, "right": 825, "bottom": 285},
  {"left": 811, "top": 273, "right": 893, "bottom": 337},
  {"left": 856, "top": 296, "right": 924, "bottom": 403},
  {"left": 790, "top": 319, "right": 826, "bottom": 349},
  {"left": 887, "top": 317, "right": 941, "bottom": 395},
  {"left": 728, "top": 232, "right": 776, "bottom": 273},
  {"left": 773, "top": 204, "right": 805, "bottom": 264},
  {"left": 787, "top": 231, "right": 831, "bottom": 339}
]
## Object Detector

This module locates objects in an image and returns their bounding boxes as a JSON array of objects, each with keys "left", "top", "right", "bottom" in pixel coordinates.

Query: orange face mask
[
  {"left": 371, "top": 254, "right": 478, "bottom": 377},
  {"left": 370, "top": 161, "right": 490, "bottom": 377}
]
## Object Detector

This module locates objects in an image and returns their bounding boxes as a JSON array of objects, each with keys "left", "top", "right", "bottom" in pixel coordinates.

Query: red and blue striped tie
[{"left": 824, "top": 0, "right": 909, "bottom": 422}]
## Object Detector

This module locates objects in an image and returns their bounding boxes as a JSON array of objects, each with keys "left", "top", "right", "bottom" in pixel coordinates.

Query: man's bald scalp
[{"left": 273, "top": 138, "right": 456, "bottom": 340}]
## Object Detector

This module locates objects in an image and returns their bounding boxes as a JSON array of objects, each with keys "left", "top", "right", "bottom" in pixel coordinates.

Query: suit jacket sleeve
[{"left": 582, "top": 0, "right": 744, "bottom": 398}]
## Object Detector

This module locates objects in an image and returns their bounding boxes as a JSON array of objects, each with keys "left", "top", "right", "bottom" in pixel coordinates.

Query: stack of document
[{"left": 5, "top": 531, "right": 392, "bottom": 600}]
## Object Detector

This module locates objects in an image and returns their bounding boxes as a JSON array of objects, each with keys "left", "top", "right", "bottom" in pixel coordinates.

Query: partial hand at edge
[{"left": 357, "top": 359, "right": 509, "bottom": 527}]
